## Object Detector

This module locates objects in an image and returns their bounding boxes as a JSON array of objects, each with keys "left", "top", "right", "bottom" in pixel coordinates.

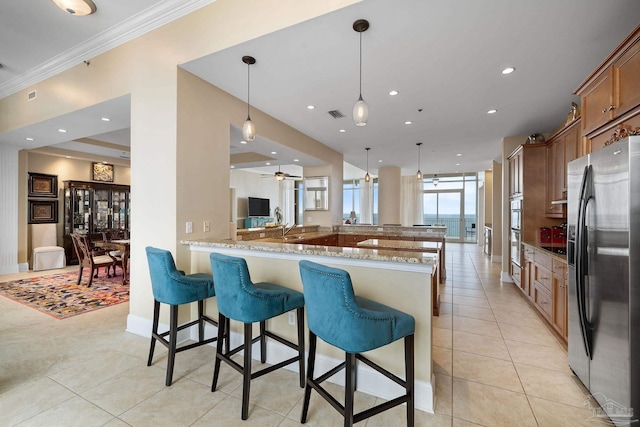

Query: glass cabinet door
[
  {"left": 72, "top": 188, "right": 91, "bottom": 232},
  {"left": 93, "top": 189, "right": 110, "bottom": 233},
  {"left": 111, "top": 190, "right": 128, "bottom": 230}
]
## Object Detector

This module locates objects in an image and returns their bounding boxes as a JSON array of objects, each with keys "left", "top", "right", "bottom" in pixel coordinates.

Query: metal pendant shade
[
  {"left": 353, "top": 19, "right": 369, "bottom": 127},
  {"left": 242, "top": 55, "right": 256, "bottom": 142}
]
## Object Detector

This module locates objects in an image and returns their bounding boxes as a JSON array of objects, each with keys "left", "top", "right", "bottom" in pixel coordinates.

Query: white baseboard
[
  {"left": 19, "top": 263, "right": 29, "bottom": 272},
  {"left": 126, "top": 314, "right": 435, "bottom": 413},
  {"left": 500, "top": 271, "right": 514, "bottom": 283}
]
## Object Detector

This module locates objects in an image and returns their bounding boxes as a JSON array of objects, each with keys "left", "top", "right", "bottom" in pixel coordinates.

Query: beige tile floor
[{"left": 0, "top": 244, "right": 608, "bottom": 426}]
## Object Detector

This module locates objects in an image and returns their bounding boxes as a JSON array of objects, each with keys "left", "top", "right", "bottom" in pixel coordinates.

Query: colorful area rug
[{"left": 0, "top": 271, "right": 129, "bottom": 319}]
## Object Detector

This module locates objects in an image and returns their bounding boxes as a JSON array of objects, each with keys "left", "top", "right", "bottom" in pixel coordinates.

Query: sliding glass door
[
  {"left": 423, "top": 174, "right": 477, "bottom": 243},
  {"left": 423, "top": 190, "right": 463, "bottom": 240}
]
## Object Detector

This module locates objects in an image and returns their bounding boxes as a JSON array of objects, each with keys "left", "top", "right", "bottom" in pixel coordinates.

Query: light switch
[
  {"left": 203, "top": 221, "right": 210, "bottom": 232},
  {"left": 186, "top": 221, "right": 193, "bottom": 234}
]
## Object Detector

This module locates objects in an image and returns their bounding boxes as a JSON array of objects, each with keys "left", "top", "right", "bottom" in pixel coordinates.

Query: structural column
[{"left": 378, "top": 166, "right": 401, "bottom": 225}]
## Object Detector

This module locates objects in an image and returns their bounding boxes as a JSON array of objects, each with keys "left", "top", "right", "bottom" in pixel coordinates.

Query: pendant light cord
[
  {"left": 247, "top": 63, "right": 251, "bottom": 117},
  {"left": 359, "top": 31, "right": 363, "bottom": 96}
]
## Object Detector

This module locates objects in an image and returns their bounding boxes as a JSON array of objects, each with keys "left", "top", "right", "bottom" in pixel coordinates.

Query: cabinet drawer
[
  {"left": 533, "top": 282, "right": 552, "bottom": 320},
  {"left": 534, "top": 250, "right": 552, "bottom": 271},
  {"left": 552, "top": 258, "right": 567, "bottom": 278},
  {"left": 534, "top": 264, "right": 552, "bottom": 292},
  {"left": 523, "top": 245, "right": 536, "bottom": 262}
]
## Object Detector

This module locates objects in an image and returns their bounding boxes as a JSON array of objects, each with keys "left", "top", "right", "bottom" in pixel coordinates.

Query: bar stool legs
[
  {"left": 301, "top": 331, "right": 415, "bottom": 427},
  {"left": 212, "top": 308, "right": 306, "bottom": 420}
]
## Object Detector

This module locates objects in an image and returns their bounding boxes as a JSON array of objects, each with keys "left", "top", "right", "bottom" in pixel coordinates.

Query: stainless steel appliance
[
  {"left": 567, "top": 136, "right": 640, "bottom": 426},
  {"left": 510, "top": 198, "right": 522, "bottom": 266}
]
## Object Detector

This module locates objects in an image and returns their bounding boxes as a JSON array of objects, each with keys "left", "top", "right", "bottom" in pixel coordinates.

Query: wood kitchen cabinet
[
  {"left": 521, "top": 245, "right": 535, "bottom": 298},
  {"left": 552, "top": 258, "right": 568, "bottom": 340},
  {"left": 302, "top": 234, "right": 339, "bottom": 246},
  {"left": 545, "top": 119, "right": 580, "bottom": 218},
  {"left": 508, "top": 148, "right": 523, "bottom": 198},
  {"left": 520, "top": 243, "right": 568, "bottom": 342},
  {"left": 576, "top": 25, "right": 640, "bottom": 152},
  {"left": 578, "top": 34, "right": 640, "bottom": 135}
]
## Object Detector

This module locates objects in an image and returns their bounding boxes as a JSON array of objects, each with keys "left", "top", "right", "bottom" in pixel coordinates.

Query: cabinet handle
[{"left": 602, "top": 105, "right": 618, "bottom": 113}]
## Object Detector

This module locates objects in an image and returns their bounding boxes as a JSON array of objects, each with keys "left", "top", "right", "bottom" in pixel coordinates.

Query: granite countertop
[
  {"left": 333, "top": 224, "right": 447, "bottom": 239},
  {"left": 522, "top": 241, "right": 567, "bottom": 262},
  {"left": 356, "top": 239, "right": 441, "bottom": 251},
  {"left": 252, "top": 231, "right": 336, "bottom": 243},
  {"left": 182, "top": 238, "right": 438, "bottom": 266}
]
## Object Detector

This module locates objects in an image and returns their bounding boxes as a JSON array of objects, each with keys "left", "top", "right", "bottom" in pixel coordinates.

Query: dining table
[{"left": 94, "top": 239, "right": 130, "bottom": 284}]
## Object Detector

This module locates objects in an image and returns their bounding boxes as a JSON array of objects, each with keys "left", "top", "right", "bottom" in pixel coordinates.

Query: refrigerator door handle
[{"left": 576, "top": 164, "right": 594, "bottom": 359}]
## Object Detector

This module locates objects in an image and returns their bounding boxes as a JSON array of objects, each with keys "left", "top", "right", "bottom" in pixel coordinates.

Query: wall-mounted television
[{"left": 248, "top": 197, "right": 270, "bottom": 217}]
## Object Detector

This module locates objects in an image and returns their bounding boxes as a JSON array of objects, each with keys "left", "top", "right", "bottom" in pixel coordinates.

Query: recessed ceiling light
[
  {"left": 456, "top": 163, "right": 461, "bottom": 166},
  {"left": 339, "top": 129, "right": 346, "bottom": 133},
  {"left": 271, "top": 151, "right": 277, "bottom": 155},
  {"left": 389, "top": 90, "right": 399, "bottom": 96},
  {"left": 487, "top": 109, "right": 497, "bottom": 114},
  {"left": 378, "top": 160, "right": 383, "bottom": 163},
  {"left": 240, "top": 140, "right": 247, "bottom": 144},
  {"left": 101, "top": 117, "right": 111, "bottom": 122},
  {"left": 65, "top": 156, "right": 71, "bottom": 159},
  {"left": 58, "top": 129, "right": 67, "bottom": 133},
  {"left": 456, "top": 153, "right": 462, "bottom": 157},
  {"left": 307, "top": 105, "right": 315, "bottom": 110},
  {"left": 404, "top": 121, "right": 413, "bottom": 125},
  {"left": 293, "top": 159, "right": 299, "bottom": 162},
  {"left": 230, "top": 165, "right": 235, "bottom": 169},
  {"left": 266, "top": 162, "right": 271, "bottom": 166},
  {"left": 502, "top": 67, "right": 515, "bottom": 74},
  {"left": 25, "top": 137, "right": 34, "bottom": 141}
]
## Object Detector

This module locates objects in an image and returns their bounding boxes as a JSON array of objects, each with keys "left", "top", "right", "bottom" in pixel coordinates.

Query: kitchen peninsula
[{"left": 182, "top": 225, "right": 443, "bottom": 413}]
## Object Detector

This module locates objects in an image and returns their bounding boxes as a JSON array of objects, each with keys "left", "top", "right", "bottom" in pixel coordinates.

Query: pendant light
[
  {"left": 416, "top": 143, "right": 423, "bottom": 180},
  {"left": 52, "top": 0, "right": 96, "bottom": 15},
  {"left": 242, "top": 56, "right": 256, "bottom": 142},
  {"left": 364, "top": 147, "right": 371, "bottom": 182},
  {"left": 352, "top": 19, "right": 370, "bottom": 127}
]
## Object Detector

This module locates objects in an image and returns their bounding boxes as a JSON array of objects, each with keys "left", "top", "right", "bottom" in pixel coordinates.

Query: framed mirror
[{"left": 304, "top": 176, "right": 328, "bottom": 211}]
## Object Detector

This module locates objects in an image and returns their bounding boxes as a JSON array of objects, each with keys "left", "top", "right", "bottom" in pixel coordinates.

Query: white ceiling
[{"left": 1, "top": 0, "right": 640, "bottom": 177}]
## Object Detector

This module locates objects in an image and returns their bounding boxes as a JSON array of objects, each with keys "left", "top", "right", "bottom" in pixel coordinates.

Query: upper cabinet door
[
  {"left": 614, "top": 40, "right": 640, "bottom": 119},
  {"left": 581, "top": 70, "right": 614, "bottom": 135}
]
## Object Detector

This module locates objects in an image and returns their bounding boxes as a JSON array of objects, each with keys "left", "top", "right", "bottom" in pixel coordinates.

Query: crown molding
[{"left": 0, "top": 0, "right": 216, "bottom": 99}]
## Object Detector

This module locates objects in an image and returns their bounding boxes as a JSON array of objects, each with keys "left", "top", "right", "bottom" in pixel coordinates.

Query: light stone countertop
[
  {"left": 357, "top": 239, "right": 441, "bottom": 251},
  {"left": 182, "top": 238, "right": 438, "bottom": 266}
]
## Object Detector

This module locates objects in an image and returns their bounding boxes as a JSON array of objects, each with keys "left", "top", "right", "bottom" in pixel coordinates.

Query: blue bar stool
[
  {"left": 146, "top": 247, "right": 227, "bottom": 386},
  {"left": 209, "top": 252, "right": 305, "bottom": 420},
  {"left": 298, "top": 260, "right": 415, "bottom": 427}
]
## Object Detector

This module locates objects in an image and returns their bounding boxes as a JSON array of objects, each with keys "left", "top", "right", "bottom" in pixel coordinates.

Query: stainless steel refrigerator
[{"left": 567, "top": 135, "right": 640, "bottom": 426}]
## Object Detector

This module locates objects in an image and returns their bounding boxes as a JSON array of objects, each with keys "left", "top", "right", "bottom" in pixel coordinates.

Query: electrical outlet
[
  {"left": 288, "top": 312, "right": 295, "bottom": 325},
  {"left": 203, "top": 220, "right": 210, "bottom": 232},
  {"left": 260, "top": 232, "right": 266, "bottom": 238},
  {"left": 186, "top": 221, "right": 193, "bottom": 234}
]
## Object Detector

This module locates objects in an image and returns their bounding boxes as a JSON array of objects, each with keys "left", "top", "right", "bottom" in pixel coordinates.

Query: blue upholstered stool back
[
  {"left": 299, "top": 260, "right": 415, "bottom": 353},
  {"left": 146, "top": 246, "right": 214, "bottom": 305},
  {"left": 210, "top": 252, "right": 303, "bottom": 323}
]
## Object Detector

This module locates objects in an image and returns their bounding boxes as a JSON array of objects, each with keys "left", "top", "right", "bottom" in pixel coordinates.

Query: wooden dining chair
[
  {"left": 70, "top": 233, "right": 115, "bottom": 287},
  {"left": 101, "top": 229, "right": 125, "bottom": 276}
]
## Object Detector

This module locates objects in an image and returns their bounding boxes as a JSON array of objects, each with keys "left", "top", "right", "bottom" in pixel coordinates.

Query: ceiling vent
[
  {"left": 327, "top": 110, "right": 345, "bottom": 119},
  {"left": 28, "top": 90, "right": 37, "bottom": 101}
]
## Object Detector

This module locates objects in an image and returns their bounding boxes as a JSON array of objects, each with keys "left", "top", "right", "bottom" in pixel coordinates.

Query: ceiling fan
[{"left": 262, "top": 165, "right": 302, "bottom": 180}]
